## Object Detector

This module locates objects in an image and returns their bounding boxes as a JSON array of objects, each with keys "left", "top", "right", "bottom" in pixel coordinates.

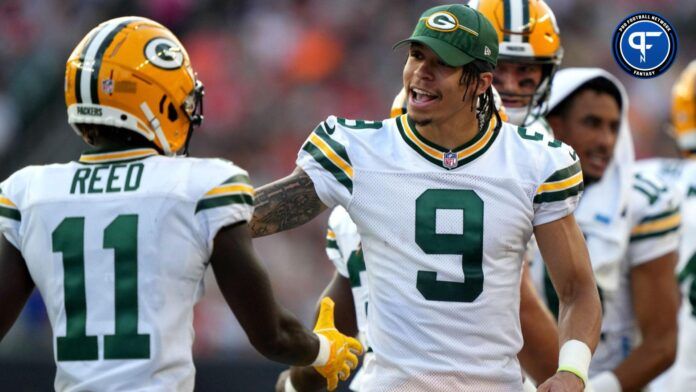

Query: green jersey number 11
[{"left": 52, "top": 214, "right": 150, "bottom": 361}]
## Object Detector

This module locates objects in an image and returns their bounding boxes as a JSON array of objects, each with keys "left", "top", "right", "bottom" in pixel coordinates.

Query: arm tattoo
[{"left": 250, "top": 168, "right": 327, "bottom": 237}]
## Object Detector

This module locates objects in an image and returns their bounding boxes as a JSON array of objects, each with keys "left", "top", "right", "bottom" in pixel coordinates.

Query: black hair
[
  {"left": 547, "top": 76, "right": 622, "bottom": 119},
  {"left": 460, "top": 59, "right": 500, "bottom": 128},
  {"left": 76, "top": 124, "right": 162, "bottom": 153}
]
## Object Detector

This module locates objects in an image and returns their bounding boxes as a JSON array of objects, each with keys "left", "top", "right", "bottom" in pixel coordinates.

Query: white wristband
[
  {"left": 284, "top": 375, "right": 299, "bottom": 392},
  {"left": 557, "top": 339, "right": 592, "bottom": 386},
  {"left": 311, "top": 333, "right": 331, "bottom": 367},
  {"left": 590, "top": 371, "right": 622, "bottom": 392}
]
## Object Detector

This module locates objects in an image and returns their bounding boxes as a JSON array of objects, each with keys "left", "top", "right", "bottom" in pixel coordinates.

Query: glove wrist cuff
[
  {"left": 311, "top": 333, "right": 331, "bottom": 367},
  {"left": 284, "top": 375, "right": 299, "bottom": 392}
]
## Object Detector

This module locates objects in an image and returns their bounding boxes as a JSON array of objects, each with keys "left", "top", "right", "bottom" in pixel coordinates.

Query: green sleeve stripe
[
  {"left": 533, "top": 182, "right": 584, "bottom": 203},
  {"left": 313, "top": 124, "right": 352, "bottom": 166},
  {"left": 302, "top": 141, "right": 353, "bottom": 193},
  {"left": 326, "top": 239, "right": 339, "bottom": 250},
  {"left": 545, "top": 161, "right": 582, "bottom": 183},
  {"left": 0, "top": 206, "right": 21, "bottom": 221},
  {"left": 196, "top": 194, "right": 254, "bottom": 213},
  {"left": 222, "top": 174, "right": 250, "bottom": 185},
  {"left": 639, "top": 208, "right": 680, "bottom": 224},
  {"left": 630, "top": 225, "right": 680, "bottom": 242}
]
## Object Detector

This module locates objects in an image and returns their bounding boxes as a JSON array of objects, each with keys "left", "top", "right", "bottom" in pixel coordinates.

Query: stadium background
[{"left": 0, "top": 0, "right": 693, "bottom": 390}]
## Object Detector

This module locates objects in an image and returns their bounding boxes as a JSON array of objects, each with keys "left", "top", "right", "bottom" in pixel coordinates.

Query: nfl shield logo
[
  {"left": 101, "top": 78, "right": 114, "bottom": 95},
  {"left": 443, "top": 152, "right": 457, "bottom": 169}
]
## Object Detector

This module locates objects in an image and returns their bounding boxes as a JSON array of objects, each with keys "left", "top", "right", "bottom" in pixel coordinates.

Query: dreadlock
[{"left": 460, "top": 59, "right": 500, "bottom": 130}]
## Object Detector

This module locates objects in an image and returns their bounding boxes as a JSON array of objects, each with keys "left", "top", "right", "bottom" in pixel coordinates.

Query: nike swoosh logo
[{"left": 323, "top": 121, "right": 335, "bottom": 135}]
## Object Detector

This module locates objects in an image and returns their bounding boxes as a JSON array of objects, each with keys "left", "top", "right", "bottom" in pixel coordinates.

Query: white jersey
[
  {"left": 297, "top": 114, "right": 582, "bottom": 391},
  {"left": 636, "top": 158, "right": 696, "bottom": 391},
  {"left": 326, "top": 206, "right": 369, "bottom": 348},
  {"left": 590, "top": 171, "right": 681, "bottom": 375},
  {"left": 325, "top": 206, "right": 371, "bottom": 391},
  {"left": 0, "top": 147, "right": 254, "bottom": 392}
]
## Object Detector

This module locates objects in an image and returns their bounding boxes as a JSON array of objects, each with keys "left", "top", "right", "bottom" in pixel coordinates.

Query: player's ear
[{"left": 477, "top": 72, "right": 493, "bottom": 96}]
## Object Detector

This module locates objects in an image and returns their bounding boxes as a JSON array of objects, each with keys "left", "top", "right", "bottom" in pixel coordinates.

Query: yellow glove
[{"left": 312, "top": 297, "right": 363, "bottom": 391}]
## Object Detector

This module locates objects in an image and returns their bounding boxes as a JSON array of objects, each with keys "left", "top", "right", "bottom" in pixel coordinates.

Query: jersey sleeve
[
  {"left": 0, "top": 167, "right": 32, "bottom": 250},
  {"left": 532, "top": 142, "right": 584, "bottom": 226},
  {"left": 0, "top": 182, "right": 21, "bottom": 249},
  {"left": 194, "top": 161, "right": 254, "bottom": 248},
  {"left": 326, "top": 226, "right": 349, "bottom": 278},
  {"left": 628, "top": 173, "right": 681, "bottom": 266},
  {"left": 296, "top": 116, "right": 354, "bottom": 208}
]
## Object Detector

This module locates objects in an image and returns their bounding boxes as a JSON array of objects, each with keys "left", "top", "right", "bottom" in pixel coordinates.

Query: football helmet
[
  {"left": 672, "top": 60, "right": 696, "bottom": 156},
  {"left": 470, "top": 0, "right": 562, "bottom": 125},
  {"left": 65, "top": 16, "right": 203, "bottom": 155}
]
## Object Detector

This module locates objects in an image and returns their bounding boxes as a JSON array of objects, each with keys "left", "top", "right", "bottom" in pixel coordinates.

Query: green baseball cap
[{"left": 394, "top": 4, "right": 499, "bottom": 67}]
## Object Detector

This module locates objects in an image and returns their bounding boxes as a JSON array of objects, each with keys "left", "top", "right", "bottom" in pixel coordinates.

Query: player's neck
[{"left": 414, "top": 110, "right": 480, "bottom": 150}]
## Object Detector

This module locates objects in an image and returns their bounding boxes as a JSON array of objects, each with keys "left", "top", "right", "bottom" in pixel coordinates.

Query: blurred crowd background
[{"left": 0, "top": 0, "right": 694, "bottom": 387}]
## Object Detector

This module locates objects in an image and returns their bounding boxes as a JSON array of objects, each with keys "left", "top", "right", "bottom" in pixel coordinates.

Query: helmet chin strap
[{"left": 140, "top": 102, "right": 172, "bottom": 155}]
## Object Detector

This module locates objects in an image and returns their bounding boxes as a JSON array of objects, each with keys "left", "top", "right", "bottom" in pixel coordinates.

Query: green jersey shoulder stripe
[
  {"left": 639, "top": 207, "right": 680, "bottom": 224},
  {"left": 222, "top": 174, "right": 251, "bottom": 185},
  {"left": 0, "top": 206, "right": 21, "bottom": 221},
  {"left": 195, "top": 194, "right": 253, "bottom": 213},
  {"left": 533, "top": 182, "right": 584, "bottom": 203},
  {"left": 545, "top": 161, "right": 581, "bottom": 183},
  {"left": 302, "top": 141, "right": 353, "bottom": 193},
  {"left": 326, "top": 238, "right": 339, "bottom": 250},
  {"left": 313, "top": 123, "right": 352, "bottom": 165},
  {"left": 630, "top": 225, "right": 680, "bottom": 242}
]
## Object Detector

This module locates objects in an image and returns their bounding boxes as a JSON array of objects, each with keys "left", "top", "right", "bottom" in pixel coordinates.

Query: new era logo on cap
[{"left": 484, "top": 46, "right": 491, "bottom": 56}]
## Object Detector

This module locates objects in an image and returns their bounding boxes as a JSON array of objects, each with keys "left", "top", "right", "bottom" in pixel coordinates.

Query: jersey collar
[
  {"left": 396, "top": 114, "right": 501, "bottom": 170},
  {"left": 79, "top": 147, "right": 160, "bottom": 164}
]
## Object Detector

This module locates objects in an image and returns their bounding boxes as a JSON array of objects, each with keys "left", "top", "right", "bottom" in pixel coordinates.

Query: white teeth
[{"left": 412, "top": 88, "right": 435, "bottom": 97}]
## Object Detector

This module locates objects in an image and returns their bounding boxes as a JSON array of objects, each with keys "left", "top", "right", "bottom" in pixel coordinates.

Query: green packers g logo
[
  {"left": 425, "top": 11, "right": 458, "bottom": 32},
  {"left": 144, "top": 37, "right": 184, "bottom": 70}
]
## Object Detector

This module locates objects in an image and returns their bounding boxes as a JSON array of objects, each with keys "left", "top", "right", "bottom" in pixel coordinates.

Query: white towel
[{"left": 547, "top": 68, "right": 635, "bottom": 291}]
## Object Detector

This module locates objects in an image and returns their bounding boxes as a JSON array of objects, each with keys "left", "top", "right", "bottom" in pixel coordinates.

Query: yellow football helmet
[
  {"left": 469, "top": 0, "right": 562, "bottom": 125},
  {"left": 65, "top": 16, "right": 203, "bottom": 155},
  {"left": 672, "top": 60, "right": 696, "bottom": 156}
]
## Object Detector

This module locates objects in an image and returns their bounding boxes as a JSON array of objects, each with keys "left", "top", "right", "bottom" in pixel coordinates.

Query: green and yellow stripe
[
  {"left": 79, "top": 148, "right": 159, "bottom": 164},
  {"left": 302, "top": 123, "right": 353, "bottom": 193},
  {"left": 534, "top": 161, "right": 584, "bottom": 203},
  {"left": 196, "top": 174, "right": 255, "bottom": 213},
  {"left": 396, "top": 114, "right": 500, "bottom": 169},
  {"left": 630, "top": 208, "right": 681, "bottom": 241},
  {"left": 326, "top": 229, "right": 339, "bottom": 250},
  {"left": 0, "top": 191, "right": 20, "bottom": 221}
]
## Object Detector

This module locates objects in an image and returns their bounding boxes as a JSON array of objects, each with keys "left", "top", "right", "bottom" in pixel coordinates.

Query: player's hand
[
  {"left": 537, "top": 371, "right": 585, "bottom": 392},
  {"left": 312, "top": 297, "right": 363, "bottom": 391}
]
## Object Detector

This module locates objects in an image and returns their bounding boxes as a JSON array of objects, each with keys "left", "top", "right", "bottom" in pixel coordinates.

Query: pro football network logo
[{"left": 612, "top": 12, "right": 677, "bottom": 79}]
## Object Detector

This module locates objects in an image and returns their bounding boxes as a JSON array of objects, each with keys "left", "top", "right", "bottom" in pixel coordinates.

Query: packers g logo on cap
[
  {"left": 425, "top": 11, "right": 459, "bottom": 32},
  {"left": 144, "top": 37, "right": 184, "bottom": 70}
]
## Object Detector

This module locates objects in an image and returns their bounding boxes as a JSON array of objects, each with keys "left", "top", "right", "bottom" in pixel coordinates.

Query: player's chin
[{"left": 408, "top": 111, "right": 432, "bottom": 126}]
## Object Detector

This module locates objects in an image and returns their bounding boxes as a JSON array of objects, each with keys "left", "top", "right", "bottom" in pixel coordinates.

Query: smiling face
[
  {"left": 403, "top": 43, "right": 490, "bottom": 127},
  {"left": 548, "top": 89, "right": 621, "bottom": 183}
]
